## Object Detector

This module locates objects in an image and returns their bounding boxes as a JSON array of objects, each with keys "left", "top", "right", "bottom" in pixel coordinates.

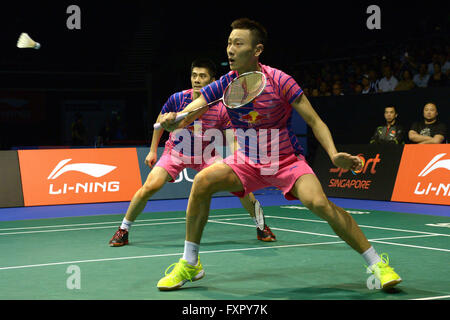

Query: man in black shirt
[
  {"left": 408, "top": 102, "right": 447, "bottom": 144},
  {"left": 370, "top": 106, "right": 406, "bottom": 144}
]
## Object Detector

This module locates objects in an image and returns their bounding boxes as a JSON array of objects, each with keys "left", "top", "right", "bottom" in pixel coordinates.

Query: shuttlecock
[{"left": 17, "top": 33, "right": 41, "bottom": 49}]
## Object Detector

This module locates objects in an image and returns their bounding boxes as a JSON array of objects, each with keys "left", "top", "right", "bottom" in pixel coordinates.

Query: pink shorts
[
  {"left": 224, "top": 151, "right": 315, "bottom": 200},
  {"left": 155, "top": 149, "right": 220, "bottom": 182}
]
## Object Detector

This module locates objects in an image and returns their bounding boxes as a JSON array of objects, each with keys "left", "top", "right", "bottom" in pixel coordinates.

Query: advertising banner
[
  {"left": 18, "top": 148, "right": 142, "bottom": 206},
  {"left": 312, "top": 144, "right": 404, "bottom": 201},
  {"left": 391, "top": 144, "right": 450, "bottom": 205}
]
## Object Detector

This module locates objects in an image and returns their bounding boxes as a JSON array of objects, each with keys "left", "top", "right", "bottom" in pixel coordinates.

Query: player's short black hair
[
  {"left": 191, "top": 58, "right": 217, "bottom": 78},
  {"left": 385, "top": 105, "right": 397, "bottom": 113},
  {"left": 231, "top": 18, "right": 268, "bottom": 47}
]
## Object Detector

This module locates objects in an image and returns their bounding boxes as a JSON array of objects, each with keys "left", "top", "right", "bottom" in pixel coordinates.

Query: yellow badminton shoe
[
  {"left": 157, "top": 258, "right": 205, "bottom": 291},
  {"left": 368, "top": 253, "right": 402, "bottom": 289}
]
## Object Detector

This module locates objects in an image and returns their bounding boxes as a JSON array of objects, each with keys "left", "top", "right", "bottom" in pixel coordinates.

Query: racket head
[{"left": 222, "top": 71, "right": 267, "bottom": 109}]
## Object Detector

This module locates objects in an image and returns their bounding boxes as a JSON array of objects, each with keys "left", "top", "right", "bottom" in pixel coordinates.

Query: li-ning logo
[
  {"left": 417, "top": 153, "right": 450, "bottom": 177},
  {"left": 48, "top": 159, "right": 120, "bottom": 195},
  {"left": 414, "top": 153, "right": 450, "bottom": 197}
]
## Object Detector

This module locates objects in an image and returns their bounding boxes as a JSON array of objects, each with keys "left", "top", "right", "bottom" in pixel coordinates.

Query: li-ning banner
[
  {"left": 18, "top": 148, "right": 142, "bottom": 206},
  {"left": 312, "top": 144, "right": 404, "bottom": 201},
  {"left": 391, "top": 144, "right": 450, "bottom": 205}
]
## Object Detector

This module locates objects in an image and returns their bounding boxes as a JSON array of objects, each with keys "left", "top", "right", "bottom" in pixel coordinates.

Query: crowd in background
[{"left": 293, "top": 39, "right": 450, "bottom": 97}]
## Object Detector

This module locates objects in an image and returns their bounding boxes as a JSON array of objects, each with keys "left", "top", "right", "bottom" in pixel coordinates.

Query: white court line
[
  {"left": 209, "top": 219, "right": 340, "bottom": 238},
  {"left": 0, "top": 213, "right": 246, "bottom": 231},
  {"left": 267, "top": 215, "right": 450, "bottom": 237},
  {"left": 209, "top": 220, "right": 448, "bottom": 250},
  {"left": 0, "top": 221, "right": 187, "bottom": 236},
  {"left": 211, "top": 219, "right": 450, "bottom": 252},
  {"left": 0, "top": 225, "right": 443, "bottom": 271},
  {"left": 0, "top": 240, "right": 346, "bottom": 271},
  {"left": 0, "top": 214, "right": 248, "bottom": 236},
  {"left": 370, "top": 240, "right": 450, "bottom": 252},
  {"left": 410, "top": 295, "right": 450, "bottom": 300}
]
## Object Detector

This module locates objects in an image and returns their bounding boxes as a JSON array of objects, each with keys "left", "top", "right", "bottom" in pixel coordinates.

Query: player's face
[
  {"left": 191, "top": 67, "right": 213, "bottom": 94},
  {"left": 423, "top": 104, "right": 438, "bottom": 121},
  {"left": 227, "top": 29, "right": 261, "bottom": 73},
  {"left": 384, "top": 107, "right": 397, "bottom": 123}
]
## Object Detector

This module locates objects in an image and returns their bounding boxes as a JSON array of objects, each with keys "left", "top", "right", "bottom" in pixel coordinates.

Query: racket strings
[{"left": 224, "top": 73, "right": 265, "bottom": 108}]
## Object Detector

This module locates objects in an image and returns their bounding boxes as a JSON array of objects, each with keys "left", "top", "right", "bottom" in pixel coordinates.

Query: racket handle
[{"left": 153, "top": 112, "right": 189, "bottom": 130}]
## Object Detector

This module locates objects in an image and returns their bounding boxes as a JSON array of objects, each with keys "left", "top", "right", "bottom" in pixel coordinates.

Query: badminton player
[
  {"left": 157, "top": 19, "right": 402, "bottom": 291},
  {"left": 109, "top": 58, "right": 276, "bottom": 247}
]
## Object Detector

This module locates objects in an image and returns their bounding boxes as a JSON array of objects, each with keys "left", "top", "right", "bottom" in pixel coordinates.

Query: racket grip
[{"left": 153, "top": 112, "right": 189, "bottom": 130}]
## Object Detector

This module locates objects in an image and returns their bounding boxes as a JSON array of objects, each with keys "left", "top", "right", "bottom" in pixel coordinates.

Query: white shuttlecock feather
[{"left": 17, "top": 33, "right": 41, "bottom": 49}]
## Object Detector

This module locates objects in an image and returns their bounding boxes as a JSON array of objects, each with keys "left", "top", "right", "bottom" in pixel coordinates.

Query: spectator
[
  {"left": 428, "top": 63, "right": 448, "bottom": 87},
  {"left": 353, "top": 83, "right": 363, "bottom": 95},
  {"left": 413, "top": 63, "right": 430, "bottom": 88},
  {"left": 71, "top": 112, "right": 88, "bottom": 146},
  {"left": 331, "top": 82, "right": 344, "bottom": 96},
  {"left": 441, "top": 53, "right": 450, "bottom": 76},
  {"left": 395, "top": 70, "right": 416, "bottom": 91},
  {"left": 377, "top": 66, "right": 399, "bottom": 92},
  {"left": 311, "top": 88, "right": 320, "bottom": 97},
  {"left": 368, "top": 70, "right": 380, "bottom": 92},
  {"left": 370, "top": 106, "right": 406, "bottom": 145},
  {"left": 409, "top": 102, "right": 447, "bottom": 144},
  {"left": 319, "top": 81, "right": 331, "bottom": 96},
  {"left": 427, "top": 53, "right": 440, "bottom": 74},
  {"left": 361, "top": 74, "right": 376, "bottom": 94},
  {"left": 399, "top": 51, "right": 418, "bottom": 75}
]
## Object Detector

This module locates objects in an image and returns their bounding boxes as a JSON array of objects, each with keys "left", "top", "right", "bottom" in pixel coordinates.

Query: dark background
[{"left": 0, "top": 1, "right": 448, "bottom": 157}]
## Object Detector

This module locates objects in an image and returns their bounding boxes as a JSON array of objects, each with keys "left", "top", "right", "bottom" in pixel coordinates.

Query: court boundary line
[
  {"left": 2, "top": 213, "right": 449, "bottom": 240},
  {"left": 0, "top": 230, "right": 445, "bottom": 271},
  {"left": 410, "top": 295, "right": 450, "bottom": 300},
  {"left": 0, "top": 213, "right": 247, "bottom": 231}
]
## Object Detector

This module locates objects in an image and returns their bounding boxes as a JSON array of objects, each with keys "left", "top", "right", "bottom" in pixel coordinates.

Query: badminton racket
[
  {"left": 154, "top": 71, "right": 267, "bottom": 129},
  {"left": 254, "top": 199, "right": 265, "bottom": 231}
]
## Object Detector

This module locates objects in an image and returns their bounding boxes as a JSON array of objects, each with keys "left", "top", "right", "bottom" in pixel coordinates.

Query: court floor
[{"left": 0, "top": 197, "right": 449, "bottom": 301}]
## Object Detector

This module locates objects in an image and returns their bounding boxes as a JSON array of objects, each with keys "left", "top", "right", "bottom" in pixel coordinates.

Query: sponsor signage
[
  {"left": 18, "top": 148, "right": 142, "bottom": 206},
  {"left": 391, "top": 145, "right": 450, "bottom": 205},
  {"left": 312, "top": 144, "right": 404, "bottom": 200}
]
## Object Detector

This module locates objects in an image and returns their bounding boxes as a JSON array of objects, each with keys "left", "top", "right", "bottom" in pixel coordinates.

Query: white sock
[
  {"left": 362, "top": 246, "right": 381, "bottom": 267},
  {"left": 252, "top": 217, "right": 258, "bottom": 227},
  {"left": 120, "top": 218, "right": 133, "bottom": 231},
  {"left": 183, "top": 241, "right": 199, "bottom": 266}
]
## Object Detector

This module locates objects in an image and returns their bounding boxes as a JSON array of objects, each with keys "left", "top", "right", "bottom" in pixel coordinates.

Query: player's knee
[
  {"left": 140, "top": 179, "right": 164, "bottom": 199},
  {"left": 191, "top": 170, "right": 215, "bottom": 197},
  {"left": 305, "top": 197, "right": 332, "bottom": 217}
]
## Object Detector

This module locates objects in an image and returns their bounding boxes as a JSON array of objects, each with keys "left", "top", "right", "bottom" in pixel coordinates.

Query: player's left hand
[{"left": 332, "top": 152, "right": 363, "bottom": 171}]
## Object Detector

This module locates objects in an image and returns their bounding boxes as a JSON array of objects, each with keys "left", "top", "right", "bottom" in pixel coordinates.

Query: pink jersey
[
  {"left": 201, "top": 64, "right": 304, "bottom": 163},
  {"left": 161, "top": 88, "right": 231, "bottom": 157}
]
